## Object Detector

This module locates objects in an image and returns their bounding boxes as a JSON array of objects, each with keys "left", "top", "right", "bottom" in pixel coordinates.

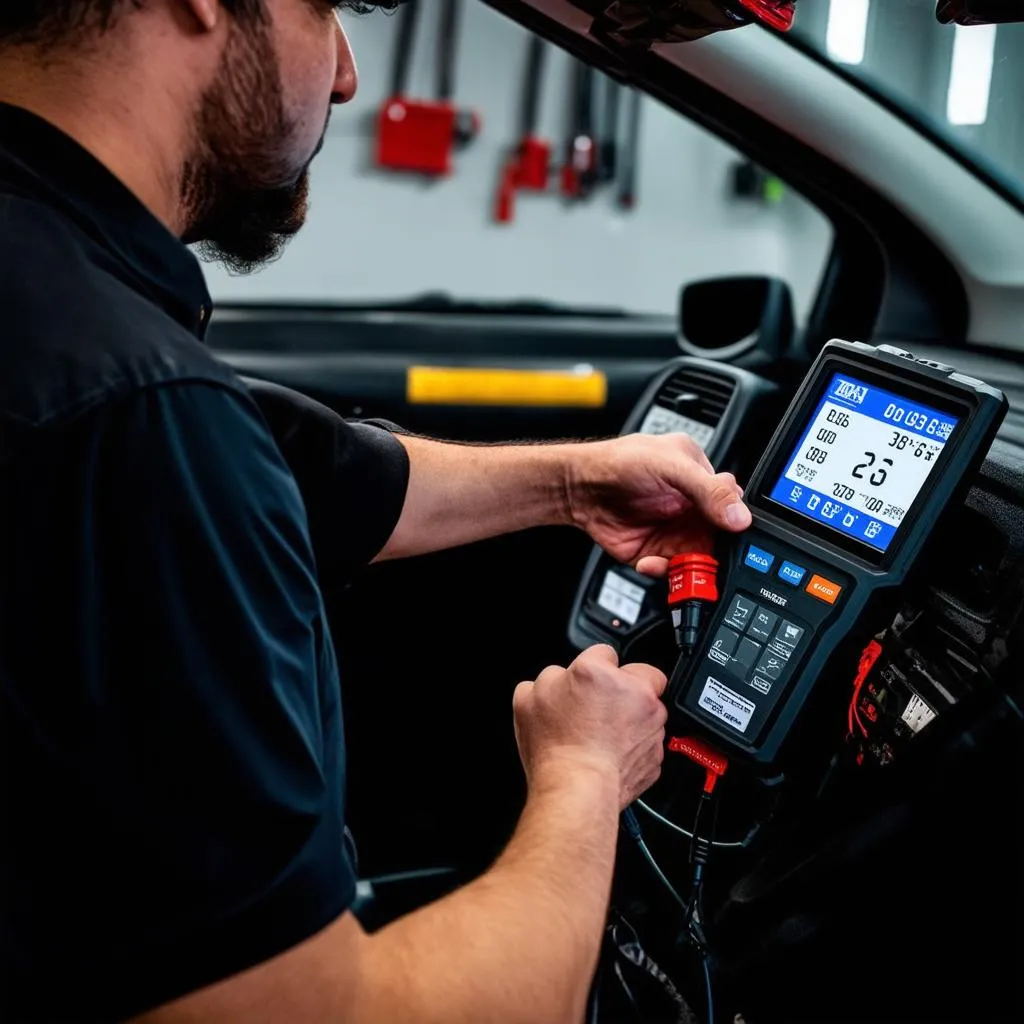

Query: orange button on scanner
[{"left": 806, "top": 574, "right": 842, "bottom": 604}]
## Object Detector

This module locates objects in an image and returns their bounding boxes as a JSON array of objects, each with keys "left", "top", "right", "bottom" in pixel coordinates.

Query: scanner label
[{"left": 697, "top": 676, "right": 756, "bottom": 734}]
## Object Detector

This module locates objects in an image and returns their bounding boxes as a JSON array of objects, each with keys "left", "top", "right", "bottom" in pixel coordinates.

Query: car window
[
  {"left": 787, "top": 0, "right": 1024, "bottom": 206},
  {"left": 201, "top": 5, "right": 833, "bottom": 323}
]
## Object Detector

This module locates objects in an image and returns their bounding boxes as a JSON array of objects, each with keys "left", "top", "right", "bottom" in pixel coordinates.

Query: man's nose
[{"left": 332, "top": 16, "right": 358, "bottom": 104}]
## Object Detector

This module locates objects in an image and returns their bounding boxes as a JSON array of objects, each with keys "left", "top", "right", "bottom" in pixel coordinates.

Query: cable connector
[
  {"left": 667, "top": 553, "right": 718, "bottom": 655},
  {"left": 690, "top": 835, "right": 712, "bottom": 868},
  {"left": 668, "top": 735, "right": 729, "bottom": 793},
  {"left": 620, "top": 805, "right": 643, "bottom": 841}
]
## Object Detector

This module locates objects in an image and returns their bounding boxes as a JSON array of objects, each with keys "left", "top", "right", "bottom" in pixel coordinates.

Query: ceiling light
[
  {"left": 826, "top": 0, "right": 870, "bottom": 65},
  {"left": 947, "top": 24, "right": 997, "bottom": 125}
]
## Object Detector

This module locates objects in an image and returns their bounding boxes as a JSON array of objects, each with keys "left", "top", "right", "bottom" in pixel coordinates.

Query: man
[{"left": 0, "top": 2, "right": 751, "bottom": 1021}]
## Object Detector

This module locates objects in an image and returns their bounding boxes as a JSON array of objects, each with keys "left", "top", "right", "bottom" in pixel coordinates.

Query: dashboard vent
[{"left": 655, "top": 366, "right": 736, "bottom": 425}]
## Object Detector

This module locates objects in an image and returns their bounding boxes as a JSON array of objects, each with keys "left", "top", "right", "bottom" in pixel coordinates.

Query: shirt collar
[{"left": 0, "top": 102, "right": 212, "bottom": 339}]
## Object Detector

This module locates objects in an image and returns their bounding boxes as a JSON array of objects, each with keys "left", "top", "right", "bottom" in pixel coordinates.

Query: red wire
[{"left": 848, "top": 640, "right": 883, "bottom": 739}]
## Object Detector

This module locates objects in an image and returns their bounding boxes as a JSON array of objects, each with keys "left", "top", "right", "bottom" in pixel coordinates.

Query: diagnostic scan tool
[{"left": 669, "top": 340, "right": 1007, "bottom": 763}]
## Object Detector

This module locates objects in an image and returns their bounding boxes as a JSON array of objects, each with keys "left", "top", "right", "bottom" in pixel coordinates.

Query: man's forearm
[
  {"left": 355, "top": 759, "right": 620, "bottom": 1024},
  {"left": 376, "top": 435, "right": 577, "bottom": 561}
]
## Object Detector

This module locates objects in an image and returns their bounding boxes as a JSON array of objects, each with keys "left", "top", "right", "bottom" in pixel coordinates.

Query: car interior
[{"left": 206, "top": 1, "right": 1024, "bottom": 1021}]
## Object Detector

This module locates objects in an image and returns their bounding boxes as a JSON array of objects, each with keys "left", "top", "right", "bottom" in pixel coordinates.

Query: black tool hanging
[
  {"left": 617, "top": 87, "right": 643, "bottom": 210},
  {"left": 561, "top": 59, "right": 599, "bottom": 200},
  {"left": 388, "top": 0, "right": 419, "bottom": 98},
  {"left": 599, "top": 76, "right": 623, "bottom": 185}
]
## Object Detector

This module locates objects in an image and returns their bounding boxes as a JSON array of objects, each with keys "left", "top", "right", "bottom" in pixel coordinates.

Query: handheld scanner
[{"left": 668, "top": 340, "right": 1007, "bottom": 764}]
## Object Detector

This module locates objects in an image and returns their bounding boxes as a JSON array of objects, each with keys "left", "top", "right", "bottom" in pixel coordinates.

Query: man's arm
[
  {"left": 142, "top": 757, "right": 619, "bottom": 1024},
  {"left": 141, "top": 645, "right": 668, "bottom": 1024},
  {"left": 377, "top": 432, "right": 750, "bottom": 563},
  {"left": 376, "top": 434, "right": 575, "bottom": 560}
]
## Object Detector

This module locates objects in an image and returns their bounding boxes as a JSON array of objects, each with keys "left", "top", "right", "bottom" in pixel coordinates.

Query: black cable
[
  {"left": 586, "top": 940, "right": 603, "bottom": 1024},
  {"left": 701, "top": 953, "right": 714, "bottom": 1024},
  {"left": 616, "top": 618, "right": 665, "bottom": 663}
]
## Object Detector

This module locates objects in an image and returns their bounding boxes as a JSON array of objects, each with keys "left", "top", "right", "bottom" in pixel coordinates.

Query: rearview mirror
[{"left": 678, "top": 275, "right": 794, "bottom": 361}]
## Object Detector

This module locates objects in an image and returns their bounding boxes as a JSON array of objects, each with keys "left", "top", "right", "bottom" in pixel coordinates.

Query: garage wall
[{"left": 201, "top": 3, "right": 833, "bottom": 319}]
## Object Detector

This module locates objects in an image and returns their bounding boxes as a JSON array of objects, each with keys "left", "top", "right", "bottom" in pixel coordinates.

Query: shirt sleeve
[
  {"left": 243, "top": 378, "right": 411, "bottom": 584},
  {"left": 62, "top": 383, "right": 355, "bottom": 1019}
]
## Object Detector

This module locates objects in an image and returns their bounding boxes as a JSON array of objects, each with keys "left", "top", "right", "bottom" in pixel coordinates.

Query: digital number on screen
[{"left": 768, "top": 374, "right": 958, "bottom": 552}]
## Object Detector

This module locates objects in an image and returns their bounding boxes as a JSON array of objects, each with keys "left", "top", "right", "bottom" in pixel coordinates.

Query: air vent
[{"left": 655, "top": 366, "right": 736, "bottom": 426}]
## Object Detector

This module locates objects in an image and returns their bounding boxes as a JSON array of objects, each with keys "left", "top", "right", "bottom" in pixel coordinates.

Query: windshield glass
[
  {"left": 787, "top": 0, "right": 1024, "bottom": 205},
  {"left": 203, "top": 7, "right": 833, "bottom": 316}
]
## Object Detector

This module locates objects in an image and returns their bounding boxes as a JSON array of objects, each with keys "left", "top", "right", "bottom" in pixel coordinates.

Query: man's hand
[
  {"left": 566, "top": 433, "right": 751, "bottom": 577},
  {"left": 513, "top": 644, "right": 667, "bottom": 810}
]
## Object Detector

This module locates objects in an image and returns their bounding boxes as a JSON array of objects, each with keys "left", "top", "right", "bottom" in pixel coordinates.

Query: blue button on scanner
[
  {"left": 777, "top": 561, "right": 807, "bottom": 587},
  {"left": 743, "top": 544, "right": 775, "bottom": 574}
]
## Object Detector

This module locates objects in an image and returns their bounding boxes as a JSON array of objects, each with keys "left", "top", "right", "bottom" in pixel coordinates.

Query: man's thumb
[{"left": 703, "top": 473, "right": 751, "bottom": 531}]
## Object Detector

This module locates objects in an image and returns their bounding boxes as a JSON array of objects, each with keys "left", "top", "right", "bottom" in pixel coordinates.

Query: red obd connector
[
  {"left": 667, "top": 553, "right": 719, "bottom": 653},
  {"left": 668, "top": 735, "right": 730, "bottom": 793}
]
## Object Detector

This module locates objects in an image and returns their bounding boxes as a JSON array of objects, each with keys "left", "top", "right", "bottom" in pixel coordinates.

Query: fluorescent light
[
  {"left": 947, "top": 24, "right": 996, "bottom": 126},
  {"left": 826, "top": 0, "right": 870, "bottom": 66}
]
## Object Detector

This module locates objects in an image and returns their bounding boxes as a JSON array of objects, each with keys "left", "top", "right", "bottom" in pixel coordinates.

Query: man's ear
[{"left": 179, "top": 0, "right": 221, "bottom": 32}]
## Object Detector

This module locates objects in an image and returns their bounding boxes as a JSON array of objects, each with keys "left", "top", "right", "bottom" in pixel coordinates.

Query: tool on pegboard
[
  {"left": 561, "top": 60, "right": 599, "bottom": 201},
  {"left": 495, "top": 33, "right": 552, "bottom": 223},
  {"left": 598, "top": 76, "right": 622, "bottom": 186},
  {"left": 616, "top": 87, "right": 642, "bottom": 210},
  {"left": 375, "top": 0, "right": 480, "bottom": 177}
]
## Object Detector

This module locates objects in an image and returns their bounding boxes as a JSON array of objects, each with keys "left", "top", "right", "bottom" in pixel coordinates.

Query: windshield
[
  {"left": 787, "top": 0, "right": 1024, "bottom": 205},
  {"left": 202, "top": 8, "right": 833, "bottom": 316}
]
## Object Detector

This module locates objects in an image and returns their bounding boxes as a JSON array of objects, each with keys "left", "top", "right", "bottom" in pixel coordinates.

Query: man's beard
[{"left": 181, "top": 14, "right": 326, "bottom": 273}]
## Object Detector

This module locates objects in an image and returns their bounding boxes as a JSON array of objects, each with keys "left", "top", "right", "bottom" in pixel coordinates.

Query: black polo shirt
[{"left": 0, "top": 103, "right": 409, "bottom": 1022}]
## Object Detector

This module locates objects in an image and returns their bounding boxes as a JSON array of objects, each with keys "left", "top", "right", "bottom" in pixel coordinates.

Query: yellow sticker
[{"left": 406, "top": 366, "right": 607, "bottom": 408}]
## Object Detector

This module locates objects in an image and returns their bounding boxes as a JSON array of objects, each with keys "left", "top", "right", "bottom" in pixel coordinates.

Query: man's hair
[
  {"left": 0, "top": 2, "right": 399, "bottom": 49},
  {"left": 0, "top": 2, "right": 266, "bottom": 48}
]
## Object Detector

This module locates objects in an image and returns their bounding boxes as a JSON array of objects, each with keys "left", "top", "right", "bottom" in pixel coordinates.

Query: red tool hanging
[
  {"left": 375, "top": 0, "right": 480, "bottom": 177},
  {"left": 495, "top": 33, "right": 551, "bottom": 224}
]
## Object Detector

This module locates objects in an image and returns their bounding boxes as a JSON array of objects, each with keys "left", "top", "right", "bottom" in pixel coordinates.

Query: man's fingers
[
  {"left": 700, "top": 471, "right": 751, "bottom": 532},
  {"left": 533, "top": 664, "right": 566, "bottom": 687},
  {"left": 665, "top": 453, "right": 750, "bottom": 533},
  {"left": 577, "top": 643, "right": 620, "bottom": 668},
  {"left": 620, "top": 662, "right": 668, "bottom": 697},
  {"left": 635, "top": 555, "right": 669, "bottom": 578}
]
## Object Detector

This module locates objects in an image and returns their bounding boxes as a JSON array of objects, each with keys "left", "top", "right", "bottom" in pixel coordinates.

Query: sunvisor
[{"left": 576, "top": 0, "right": 1024, "bottom": 49}]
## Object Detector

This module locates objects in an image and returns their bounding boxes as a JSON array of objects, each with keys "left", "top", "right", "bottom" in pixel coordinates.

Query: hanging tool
[
  {"left": 375, "top": 0, "right": 481, "bottom": 177},
  {"left": 616, "top": 87, "right": 642, "bottom": 210},
  {"left": 561, "top": 60, "right": 598, "bottom": 201},
  {"left": 495, "top": 33, "right": 551, "bottom": 224},
  {"left": 598, "top": 76, "right": 622, "bottom": 185}
]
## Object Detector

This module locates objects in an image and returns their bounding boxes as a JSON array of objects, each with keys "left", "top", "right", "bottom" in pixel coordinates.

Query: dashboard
[
  {"left": 570, "top": 341, "right": 1024, "bottom": 1024},
  {"left": 569, "top": 344, "right": 1024, "bottom": 658}
]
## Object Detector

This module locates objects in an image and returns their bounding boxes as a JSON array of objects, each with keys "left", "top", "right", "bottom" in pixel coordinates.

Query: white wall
[{"left": 202, "top": 2, "right": 833, "bottom": 319}]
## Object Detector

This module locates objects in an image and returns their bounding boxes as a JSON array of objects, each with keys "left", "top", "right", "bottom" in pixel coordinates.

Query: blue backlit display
[{"left": 768, "top": 373, "right": 958, "bottom": 553}]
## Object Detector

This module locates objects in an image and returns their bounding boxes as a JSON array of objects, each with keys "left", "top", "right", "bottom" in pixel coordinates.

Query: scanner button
[
  {"left": 754, "top": 651, "right": 786, "bottom": 681},
  {"left": 743, "top": 545, "right": 775, "bottom": 574},
  {"left": 748, "top": 606, "right": 779, "bottom": 642},
  {"left": 707, "top": 626, "right": 740, "bottom": 666},
  {"left": 732, "top": 637, "right": 762, "bottom": 674},
  {"left": 724, "top": 594, "right": 756, "bottom": 632},
  {"left": 806, "top": 574, "right": 843, "bottom": 604},
  {"left": 777, "top": 561, "right": 807, "bottom": 587},
  {"left": 774, "top": 620, "right": 805, "bottom": 649}
]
